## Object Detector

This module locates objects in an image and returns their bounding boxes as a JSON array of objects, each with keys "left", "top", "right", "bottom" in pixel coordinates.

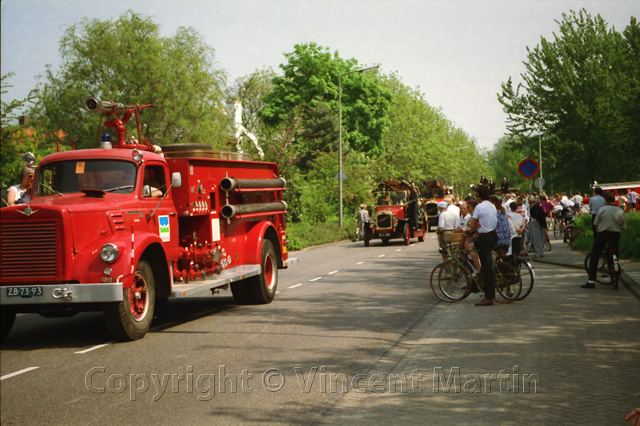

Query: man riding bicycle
[{"left": 583, "top": 191, "right": 627, "bottom": 289}]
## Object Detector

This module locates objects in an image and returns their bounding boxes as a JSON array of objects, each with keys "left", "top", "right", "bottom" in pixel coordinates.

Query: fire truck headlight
[
  {"left": 100, "top": 244, "right": 120, "bottom": 263},
  {"left": 393, "top": 217, "right": 399, "bottom": 227}
]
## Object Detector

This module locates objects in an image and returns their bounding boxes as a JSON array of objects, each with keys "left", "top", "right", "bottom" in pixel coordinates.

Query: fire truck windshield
[
  {"left": 374, "top": 191, "right": 407, "bottom": 206},
  {"left": 35, "top": 160, "right": 138, "bottom": 196}
]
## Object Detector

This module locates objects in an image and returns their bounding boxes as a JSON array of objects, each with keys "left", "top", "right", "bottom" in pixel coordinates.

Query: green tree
[
  {"left": 498, "top": 10, "right": 640, "bottom": 189},
  {"left": 373, "top": 72, "right": 486, "bottom": 193},
  {"left": 260, "top": 43, "right": 391, "bottom": 162},
  {"left": 29, "top": 11, "right": 229, "bottom": 149},
  {"left": 1, "top": 73, "right": 57, "bottom": 192}
]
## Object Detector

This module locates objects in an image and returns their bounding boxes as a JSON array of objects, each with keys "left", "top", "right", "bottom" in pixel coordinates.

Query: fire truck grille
[
  {"left": 1, "top": 222, "right": 59, "bottom": 280},
  {"left": 376, "top": 213, "right": 392, "bottom": 229}
]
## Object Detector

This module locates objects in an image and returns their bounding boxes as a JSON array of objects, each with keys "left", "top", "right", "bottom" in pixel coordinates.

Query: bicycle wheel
[
  {"left": 584, "top": 252, "right": 609, "bottom": 284},
  {"left": 430, "top": 261, "right": 470, "bottom": 302},
  {"left": 544, "top": 236, "right": 552, "bottom": 252},
  {"left": 552, "top": 219, "right": 560, "bottom": 239},
  {"left": 608, "top": 253, "right": 620, "bottom": 290},
  {"left": 512, "top": 257, "right": 535, "bottom": 300},
  {"left": 493, "top": 261, "right": 522, "bottom": 303}
]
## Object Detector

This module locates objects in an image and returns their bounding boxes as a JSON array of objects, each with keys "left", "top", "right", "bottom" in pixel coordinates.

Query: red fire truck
[
  {"left": 0, "top": 98, "right": 295, "bottom": 341},
  {"left": 364, "top": 180, "right": 427, "bottom": 246}
]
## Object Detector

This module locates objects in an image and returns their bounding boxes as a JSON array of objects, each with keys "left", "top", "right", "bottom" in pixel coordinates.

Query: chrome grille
[{"left": 1, "top": 221, "right": 59, "bottom": 281}]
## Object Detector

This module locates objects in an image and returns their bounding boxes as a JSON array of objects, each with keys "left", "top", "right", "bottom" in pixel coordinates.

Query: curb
[{"left": 534, "top": 257, "right": 640, "bottom": 301}]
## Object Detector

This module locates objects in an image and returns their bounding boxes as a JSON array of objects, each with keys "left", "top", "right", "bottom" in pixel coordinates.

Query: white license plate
[
  {"left": 6, "top": 286, "right": 43, "bottom": 297},
  {"left": 379, "top": 233, "right": 391, "bottom": 237}
]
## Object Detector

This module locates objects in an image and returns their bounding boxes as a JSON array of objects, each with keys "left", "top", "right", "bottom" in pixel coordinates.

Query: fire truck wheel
[
  {"left": 247, "top": 239, "right": 278, "bottom": 304},
  {"left": 1, "top": 310, "right": 16, "bottom": 341},
  {"left": 104, "top": 260, "right": 156, "bottom": 341},
  {"left": 230, "top": 281, "right": 252, "bottom": 305},
  {"left": 418, "top": 221, "right": 426, "bottom": 242}
]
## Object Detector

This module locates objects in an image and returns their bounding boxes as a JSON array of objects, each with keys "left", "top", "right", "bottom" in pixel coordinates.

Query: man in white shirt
[
  {"left": 468, "top": 184, "right": 498, "bottom": 306},
  {"left": 508, "top": 202, "right": 525, "bottom": 255},
  {"left": 457, "top": 202, "right": 471, "bottom": 231},
  {"left": 437, "top": 201, "right": 457, "bottom": 264}
]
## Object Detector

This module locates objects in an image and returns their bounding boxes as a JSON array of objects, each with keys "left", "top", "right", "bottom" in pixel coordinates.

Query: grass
[
  {"left": 286, "top": 219, "right": 350, "bottom": 251},
  {"left": 572, "top": 211, "right": 640, "bottom": 261}
]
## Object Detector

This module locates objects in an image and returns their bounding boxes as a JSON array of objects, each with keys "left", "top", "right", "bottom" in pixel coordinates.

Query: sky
[{"left": 1, "top": 0, "right": 637, "bottom": 151}]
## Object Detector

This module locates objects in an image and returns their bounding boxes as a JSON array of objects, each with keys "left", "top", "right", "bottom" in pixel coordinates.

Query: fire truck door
[{"left": 140, "top": 165, "right": 179, "bottom": 248}]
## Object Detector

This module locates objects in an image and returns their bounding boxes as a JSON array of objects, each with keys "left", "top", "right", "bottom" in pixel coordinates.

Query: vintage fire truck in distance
[
  {"left": 422, "top": 180, "right": 450, "bottom": 232},
  {"left": 0, "top": 98, "right": 295, "bottom": 341},
  {"left": 363, "top": 180, "right": 427, "bottom": 246}
]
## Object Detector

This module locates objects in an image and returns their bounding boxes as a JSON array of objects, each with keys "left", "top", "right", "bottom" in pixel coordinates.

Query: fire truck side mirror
[{"left": 171, "top": 172, "right": 182, "bottom": 188}]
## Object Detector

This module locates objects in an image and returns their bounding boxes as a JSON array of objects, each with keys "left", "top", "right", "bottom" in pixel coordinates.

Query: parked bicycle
[
  {"left": 562, "top": 219, "right": 585, "bottom": 247},
  {"left": 584, "top": 244, "right": 621, "bottom": 290},
  {"left": 430, "top": 245, "right": 522, "bottom": 303}
]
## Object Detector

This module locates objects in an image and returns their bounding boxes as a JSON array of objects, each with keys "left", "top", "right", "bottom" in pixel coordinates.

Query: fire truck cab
[{"left": 0, "top": 98, "right": 295, "bottom": 341}]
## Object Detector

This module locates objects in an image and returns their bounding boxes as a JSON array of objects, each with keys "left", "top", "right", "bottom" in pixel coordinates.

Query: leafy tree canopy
[
  {"left": 29, "top": 10, "right": 229, "bottom": 149},
  {"left": 259, "top": 43, "right": 392, "bottom": 160},
  {"left": 498, "top": 9, "right": 640, "bottom": 189}
]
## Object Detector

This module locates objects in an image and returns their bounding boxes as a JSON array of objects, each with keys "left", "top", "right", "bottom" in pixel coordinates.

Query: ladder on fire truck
[{"left": 230, "top": 100, "right": 264, "bottom": 159}]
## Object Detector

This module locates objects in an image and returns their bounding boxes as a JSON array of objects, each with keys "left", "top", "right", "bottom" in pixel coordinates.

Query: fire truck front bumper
[{"left": 1, "top": 283, "right": 124, "bottom": 305}]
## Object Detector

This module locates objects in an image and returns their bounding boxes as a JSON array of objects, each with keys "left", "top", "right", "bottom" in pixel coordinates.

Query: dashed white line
[
  {"left": 288, "top": 284, "right": 303, "bottom": 289},
  {"left": 309, "top": 277, "right": 322, "bottom": 282},
  {"left": 356, "top": 261, "right": 365, "bottom": 265},
  {"left": 1, "top": 366, "right": 40, "bottom": 381},
  {"left": 396, "top": 249, "right": 402, "bottom": 252},
  {"left": 378, "top": 254, "right": 386, "bottom": 258},
  {"left": 327, "top": 271, "right": 338, "bottom": 275},
  {"left": 74, "top": 343, "right": 114, "bottom": 354}
]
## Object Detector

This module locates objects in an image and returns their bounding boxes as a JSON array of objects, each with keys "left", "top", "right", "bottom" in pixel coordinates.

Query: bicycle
[
  {"left": 430, "top": 245, "right": 522, "bottom": 303},
  {"left": 562, "top": 219, "right": 585, "bottom": 247},
  {"left": 584, "top": 244, "right": 621, "bottom": 290}
]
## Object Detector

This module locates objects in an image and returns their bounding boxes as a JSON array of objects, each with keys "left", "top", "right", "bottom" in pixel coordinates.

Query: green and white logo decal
[{"left": 159, "top": 215, "right": 170, "bottom": 242}]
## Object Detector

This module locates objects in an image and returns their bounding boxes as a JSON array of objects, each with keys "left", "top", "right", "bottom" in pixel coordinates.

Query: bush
[
  {"left": 572, "top": 211, "right": 640, "bottom": 260},
  {"left": 286, "top": 220, "right": 349, "bottom": 251}
]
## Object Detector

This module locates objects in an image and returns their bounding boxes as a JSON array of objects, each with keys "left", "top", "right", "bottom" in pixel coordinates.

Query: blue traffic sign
[{"left": 518, "top": 159, "right": 539, "bottom": 179}]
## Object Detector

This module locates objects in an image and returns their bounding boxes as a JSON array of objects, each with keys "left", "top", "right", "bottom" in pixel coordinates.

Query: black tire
[
  {"left": 609, "top": 253, "right": 620, "bottom": 290},
  {"left": 230, "top": 281, "right": 252, "bottom": 304},
  {"left": 506, "top": 257, "right": 534, "bottom": 301},
  {"left": 246, "top": 239, "right": 278, "bottom": 304},
  {"left": 553, "top": 220, "right": 563, "bottom": 239},
  {"left": 494, "top": 261, "right": 522, "bottom": 303},
  {"left": 431, "top": 261, "right": 471, "bottom": 302},
  {"left": 382, "top": 238, "right": 390, "bottom": 246},
  {"left": 544, "top": 237, "right": 552, "bottom": 252},
  {"left": 104, "top": 260, "right": 155, "bottom": 341},
  {"left": 1, "top": 309, "right": 16, "bottom": 341}
]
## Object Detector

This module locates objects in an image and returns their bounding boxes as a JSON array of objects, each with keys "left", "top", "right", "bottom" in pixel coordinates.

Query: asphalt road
[{"left": 1, "top": 233, "right": 445, "bottom": 425}]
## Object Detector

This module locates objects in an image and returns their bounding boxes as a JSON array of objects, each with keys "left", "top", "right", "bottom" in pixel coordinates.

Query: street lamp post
[{"left": 338, "top": 65, "right": 379, "bottom": 228}]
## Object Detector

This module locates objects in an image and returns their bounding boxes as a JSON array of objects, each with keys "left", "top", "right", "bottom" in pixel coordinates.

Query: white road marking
[
  {"left": 309, "top": 277, "right": 323, "bottom": 282},
  {"left": 396, "top": 249, "right": 402, "bottom": 252},
  {"left": 356, "top": 261, "right": 365, "bottom": 265},
  {"left": 74, "top": 343, "right": 114, "bottom": 354},
  {"left": 288, "top": 284, "right": 303, "bottom": 289},
  {"left": 327, "top": 271, "right": 338, "bottom": 275},
  {"left": 378, "top": 254, "right": 386, "bottom": 258},
  {"left": 1, "top": 366, "right": 40, "bottom": 381}
]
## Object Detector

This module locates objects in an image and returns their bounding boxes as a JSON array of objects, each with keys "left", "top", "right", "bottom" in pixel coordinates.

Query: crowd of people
[{"left": 435, "top": 177, "right": 635, "bottom": 306}]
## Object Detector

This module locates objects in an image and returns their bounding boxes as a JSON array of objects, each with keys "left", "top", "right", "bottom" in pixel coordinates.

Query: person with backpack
[
  {"left": 490, "top": 195, "right": 512, "bottom": 255},
  {"left": 468, "top": 184, "right": 498, "bottom": 306}
]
